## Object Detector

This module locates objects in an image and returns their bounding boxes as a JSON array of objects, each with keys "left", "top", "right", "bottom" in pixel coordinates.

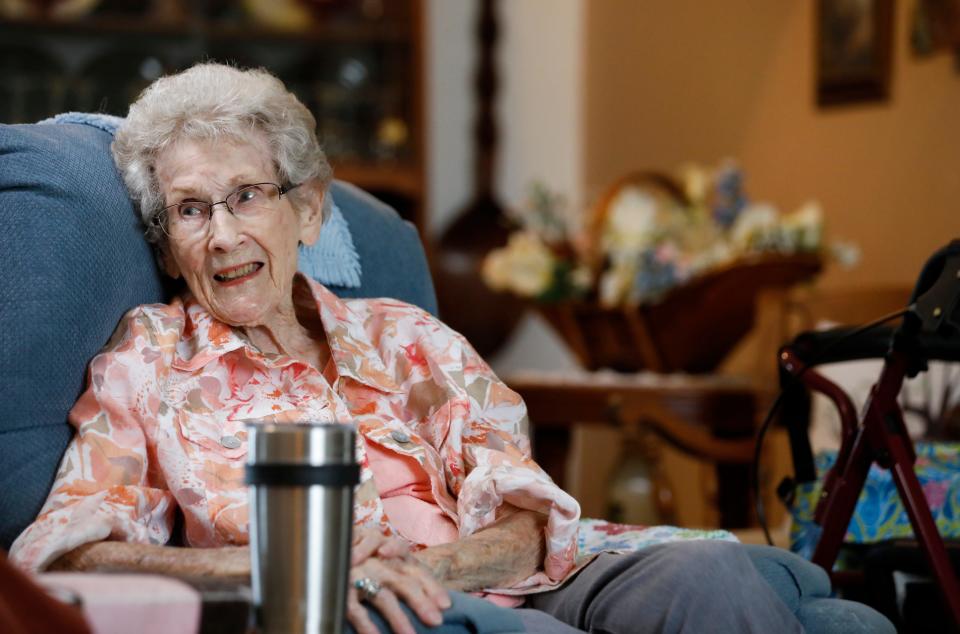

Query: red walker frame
[{"left": 780, "top": 322, "right": 960, "bottom": 626}]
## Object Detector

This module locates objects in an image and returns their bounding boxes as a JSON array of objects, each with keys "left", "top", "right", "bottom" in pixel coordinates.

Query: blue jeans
[{"left": 521, "top": 542, "right": 895, "bottom": 633}]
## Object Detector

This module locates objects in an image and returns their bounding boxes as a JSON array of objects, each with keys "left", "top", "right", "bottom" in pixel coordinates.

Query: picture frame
[{"left": 816, "top": 0, "right": 895, "bottom": 107}]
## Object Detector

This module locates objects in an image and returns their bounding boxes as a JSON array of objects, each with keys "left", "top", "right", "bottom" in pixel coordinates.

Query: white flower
[
  {"left": 602, "top": 187, "right": 659, "bottom": 255},
  {"left": 730, "top": 203, "right": 779, "bottom": 252},
  {"left": 481, "top": 249, "right": 512, "bottom": 292},
  {"left": 781, "top": 200, "right": 824, "bottom": 251},
  {"left": 679, "top": 163, "right": 710, "bottom": 205},
  {"left": 599, "top": 255, "right": 638, "bottom": 307},
  {"left": 482, "top": 232, "right": 556, "bottom": 297}
]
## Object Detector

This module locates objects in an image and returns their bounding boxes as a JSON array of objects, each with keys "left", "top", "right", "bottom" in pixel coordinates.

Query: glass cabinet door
[{"left": 0, "top": 0, "right": 425, "bottom": 229}]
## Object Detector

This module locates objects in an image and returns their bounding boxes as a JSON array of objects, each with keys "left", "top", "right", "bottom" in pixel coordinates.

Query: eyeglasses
[{"left": 153, "top": 182, "right": 300, "bottom": 240}]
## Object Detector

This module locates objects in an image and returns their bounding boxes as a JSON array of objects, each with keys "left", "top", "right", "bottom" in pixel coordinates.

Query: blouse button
[
  {"left": 220, "top": 435, "right": 242, "bottom": 450},
  {"left": 390, "top": 430, "right": 411, "bottom": 444}
]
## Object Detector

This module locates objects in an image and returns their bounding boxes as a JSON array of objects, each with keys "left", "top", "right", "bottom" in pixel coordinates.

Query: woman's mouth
[{"left": 213, "top": 262, "right": 263, "bottom": 285}]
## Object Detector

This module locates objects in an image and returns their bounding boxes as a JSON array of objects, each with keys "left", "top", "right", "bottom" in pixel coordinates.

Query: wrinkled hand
[
  {"left": 347, "top": 530, "right": 451, "bottom": 634},
  {"left": 351, "top": 529, "right": 415, "bottom": 566}
]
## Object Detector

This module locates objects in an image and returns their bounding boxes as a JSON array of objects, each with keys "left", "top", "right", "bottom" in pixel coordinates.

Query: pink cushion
[{"left": 37, "top": 573, "right": 201, "bottom": 634}]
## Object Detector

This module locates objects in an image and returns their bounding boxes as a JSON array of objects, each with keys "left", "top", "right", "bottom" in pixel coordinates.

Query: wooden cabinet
[{"left": 0, "top": 0, "right": 425, "bottom": 230}]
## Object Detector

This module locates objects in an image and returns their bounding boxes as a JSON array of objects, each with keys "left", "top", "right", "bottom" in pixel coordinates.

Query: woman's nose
[{"left": 207, "top": 205, "right": 245, "bottom": 252}]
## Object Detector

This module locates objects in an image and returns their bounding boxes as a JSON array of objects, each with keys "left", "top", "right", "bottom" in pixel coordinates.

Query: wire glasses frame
[{"left": 152, "top": 182, "right": 301, "bottom": 239}]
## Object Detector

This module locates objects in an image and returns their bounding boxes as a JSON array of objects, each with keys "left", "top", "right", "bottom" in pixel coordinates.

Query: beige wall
[
  {"left": 580, "top": 0, "right": 960, "bottom": 529},
  {"left": 585, "top": 0, "right": 960, "bottom": 290}
]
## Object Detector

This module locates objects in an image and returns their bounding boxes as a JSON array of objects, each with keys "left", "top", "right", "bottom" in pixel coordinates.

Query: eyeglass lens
[{"left": 162, "top": 183, "right": 282, "bottom": 237}]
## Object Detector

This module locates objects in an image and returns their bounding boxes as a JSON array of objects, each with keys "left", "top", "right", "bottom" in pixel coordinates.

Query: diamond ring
[{"left": 354, "top": 577, "right": 382, "bottom": 602}]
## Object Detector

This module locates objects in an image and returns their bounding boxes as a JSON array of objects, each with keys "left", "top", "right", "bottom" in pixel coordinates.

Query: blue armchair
[
  {"left": 0, "top": 118, "right": 436, "bottom": 549},
  {"left": 0, "top": 118, "right": 892, "bottom": 633}
]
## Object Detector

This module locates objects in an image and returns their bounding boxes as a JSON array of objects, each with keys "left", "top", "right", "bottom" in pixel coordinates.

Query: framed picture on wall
[{"left": 816, "top": 0, "right": 894, "bottom": 106}]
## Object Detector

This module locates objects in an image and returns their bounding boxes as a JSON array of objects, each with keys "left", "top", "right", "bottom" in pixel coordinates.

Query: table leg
[{"left": 716, "top": 462, "right": 752, "bottom": 528}]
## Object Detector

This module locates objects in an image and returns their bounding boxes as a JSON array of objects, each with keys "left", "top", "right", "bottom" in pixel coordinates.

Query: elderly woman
[{"left": 10, "top": 63, "right": 810, "bottom": 634}]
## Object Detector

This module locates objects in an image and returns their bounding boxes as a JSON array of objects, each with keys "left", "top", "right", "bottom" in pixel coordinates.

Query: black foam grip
[{"left": 245, "top": 463, "right": 360, "bottom": 487}]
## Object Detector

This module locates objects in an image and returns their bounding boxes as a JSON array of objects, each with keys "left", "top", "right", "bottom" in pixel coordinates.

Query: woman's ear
[{"left": 297, "top": 181, "right": 325, "bottom": 246}]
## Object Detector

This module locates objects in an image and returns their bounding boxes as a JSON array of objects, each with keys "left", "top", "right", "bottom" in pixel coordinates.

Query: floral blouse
[{"left": 10, "top": 277, "right": 581, "bottom": 594}]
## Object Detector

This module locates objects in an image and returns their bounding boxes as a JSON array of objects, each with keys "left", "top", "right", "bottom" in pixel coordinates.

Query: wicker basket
[
  {"left": 539, "top": 171, "right": 822, "bottom": 373},
  {"left": 538, "top": 253, "right": 821, "bottom": 373}
]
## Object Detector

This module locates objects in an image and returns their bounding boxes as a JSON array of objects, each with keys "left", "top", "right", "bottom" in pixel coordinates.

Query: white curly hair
[{"left": 112, "top": 62, "right": 333, "bottom": 245}]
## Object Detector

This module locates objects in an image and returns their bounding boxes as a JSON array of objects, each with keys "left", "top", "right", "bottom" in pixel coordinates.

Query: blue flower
[
  {"left": 712, "top": 163, "right": 749, "bottom": 228},
  {"left": 632, "top": 249, "right": 679, "bottom": 301}
]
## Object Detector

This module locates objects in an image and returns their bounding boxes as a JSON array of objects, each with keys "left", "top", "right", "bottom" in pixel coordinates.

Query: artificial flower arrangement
[
  {"left": 483, "top": 160, "right": 855, "bottom": 308},
  {"left": 482, "top": 161, "right": 857, "bottom": 372}
]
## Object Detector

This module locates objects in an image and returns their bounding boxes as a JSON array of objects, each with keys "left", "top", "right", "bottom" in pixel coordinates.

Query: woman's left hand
[
  {"left": 351, "top": 529, "right": 415, "bottom": 565},
  {"left": 347, "top": 531, "right": 451, "bottom": 634}
]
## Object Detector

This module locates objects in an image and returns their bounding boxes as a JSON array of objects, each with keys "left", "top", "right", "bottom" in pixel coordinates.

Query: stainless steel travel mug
[{"left": 246, "top": 422, "right": 359, "bottom": 634}]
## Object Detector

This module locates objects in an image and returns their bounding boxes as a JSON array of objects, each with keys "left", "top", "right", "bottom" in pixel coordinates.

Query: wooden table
[
  {"left": 507, "top": 371, "right": 761, "bottom": 528},
  {"left": 182, "top": 576, "right": 251, "bottom": 634}
]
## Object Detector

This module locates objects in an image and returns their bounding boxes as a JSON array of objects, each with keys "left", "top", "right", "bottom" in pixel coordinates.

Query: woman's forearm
[
  {"left": 413, "top": 509, "right": 546, "bottom": 592},
  {"left": 46, "top": 510, "right": 547, "bottom": 591},
  {"left": 47, "top": 542, "right": 251, "bottom": 578}
]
